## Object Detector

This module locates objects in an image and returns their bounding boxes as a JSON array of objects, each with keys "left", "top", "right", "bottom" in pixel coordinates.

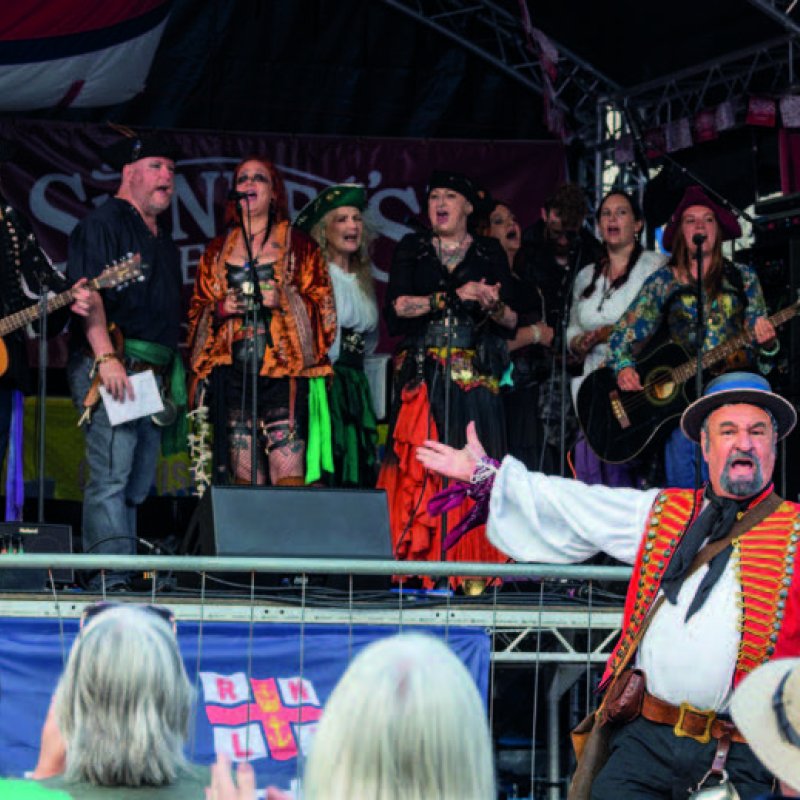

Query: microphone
[
  {"left": 227, "top": 189, "right": 250, "bottom": 201},
  {"left": 692, "top": 233, "right": 707, "bottom": 246}
]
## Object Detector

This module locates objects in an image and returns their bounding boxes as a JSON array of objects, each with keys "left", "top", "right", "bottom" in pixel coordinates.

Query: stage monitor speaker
[
  {"left": 0, "top": 521, "right": 73, "bottom": 591},
  {"left": 182, "top": 486, "right": 392, "bottom": 589}
]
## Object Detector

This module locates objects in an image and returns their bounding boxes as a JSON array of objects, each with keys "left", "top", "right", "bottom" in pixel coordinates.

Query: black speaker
[
  {"left": 181, "top": 486, "right": 392, "bottom": 589},
  {"left": 0, "top": 521, "right": 73, "bottom": 591}
]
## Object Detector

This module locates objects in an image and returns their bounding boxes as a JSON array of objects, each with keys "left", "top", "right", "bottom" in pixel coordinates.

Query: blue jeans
[{"left": 68, "top": 353, "right": 161, "bottom": 585}]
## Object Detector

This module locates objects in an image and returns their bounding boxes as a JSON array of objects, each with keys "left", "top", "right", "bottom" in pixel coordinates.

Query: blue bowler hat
[{"left": 681, "top": 371, "right": 797, "bottom": 443}]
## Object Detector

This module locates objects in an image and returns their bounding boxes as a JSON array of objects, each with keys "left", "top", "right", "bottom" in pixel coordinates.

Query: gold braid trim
[{"left": 734, "top": 503, "right": 800, "bottom": 677}]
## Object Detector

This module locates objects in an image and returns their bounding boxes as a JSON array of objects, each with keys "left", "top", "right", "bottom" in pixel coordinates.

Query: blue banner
[{"left": 0, "top": 617, "right": 490, "bottom": 794}]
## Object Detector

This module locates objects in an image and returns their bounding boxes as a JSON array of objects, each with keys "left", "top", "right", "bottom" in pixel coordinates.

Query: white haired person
[
  {"left": 294, "top": 184, "right": 380, "bottom": 487},
  {"left": 302, "top": 632, "right": 495, "bottom": 800},
  {"left": 731, "top": 658, "right": 800, "bottom": 798},
  {"left": 32, "top": 604, "right": 208, "bottom": 797}
]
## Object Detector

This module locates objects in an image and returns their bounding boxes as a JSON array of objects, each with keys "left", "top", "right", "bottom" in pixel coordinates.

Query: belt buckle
[{"left": 674, "top": 701, "right": 715, "bottom": 745}]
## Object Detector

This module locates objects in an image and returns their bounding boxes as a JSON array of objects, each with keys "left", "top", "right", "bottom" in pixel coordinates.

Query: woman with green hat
[{"left": 295, "top": 184, "right": 379, "bottom": 487}]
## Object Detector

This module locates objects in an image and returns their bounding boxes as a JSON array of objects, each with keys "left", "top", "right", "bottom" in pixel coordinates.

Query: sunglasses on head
[{"left": 80, "top": 602, "right": 176, "bottom": 633}]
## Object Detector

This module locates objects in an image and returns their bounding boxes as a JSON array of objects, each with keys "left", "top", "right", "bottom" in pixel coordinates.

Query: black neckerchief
[{"left": 660, "top": 483, "right": 772, "bottom": 621}]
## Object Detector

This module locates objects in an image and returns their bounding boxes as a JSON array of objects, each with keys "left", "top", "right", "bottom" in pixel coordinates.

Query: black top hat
[{"left": 101, "top": 133, "right": 179, "bottom": 170}]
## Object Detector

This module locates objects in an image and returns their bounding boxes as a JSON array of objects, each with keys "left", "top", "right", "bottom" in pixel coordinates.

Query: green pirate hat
[{"left": 294, "top": 183, "right": 366, "bottom": 234}]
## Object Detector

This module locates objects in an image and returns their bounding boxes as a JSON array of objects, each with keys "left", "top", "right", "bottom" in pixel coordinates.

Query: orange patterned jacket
[
  {"left": 601, "top": 487, "right": 800, "bottom": 689},
  {"left": 186, "top": 221, "right": 336, "bottom": 404}
]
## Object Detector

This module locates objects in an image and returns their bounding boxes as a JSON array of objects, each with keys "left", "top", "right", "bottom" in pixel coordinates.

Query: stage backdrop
[
  {"left": 0, "top": 617, "right": 489, "bottom": 796},
  {"left": 0, "top": 118, "right": 565, "bottom": 354}
]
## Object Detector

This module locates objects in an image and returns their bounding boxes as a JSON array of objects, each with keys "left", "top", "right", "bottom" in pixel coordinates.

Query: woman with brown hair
[
  {"left": 607, "top": 185, "right": 776, "bottom": 486},
  {"left": 187, "top": 156, "right": 336, "bottom": 486}
]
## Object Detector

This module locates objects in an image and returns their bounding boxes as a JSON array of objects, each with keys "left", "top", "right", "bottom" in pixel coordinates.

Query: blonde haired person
[
  {"left": 295, "top": 184, "right": 379, "bottom": 486},
  {"left": 302, "top": 632, "right": 495, "bottom": 800}
]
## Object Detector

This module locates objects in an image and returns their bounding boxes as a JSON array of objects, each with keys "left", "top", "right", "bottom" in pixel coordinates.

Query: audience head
[
  {"left": 303, "top": 632, "right": 495, "bottom": 800},
  {"left": 731, "top": 657, "right": 800, "bottom": 796},
  {"left": 53, "top": 604, "right": 192, "bottom": 787}
]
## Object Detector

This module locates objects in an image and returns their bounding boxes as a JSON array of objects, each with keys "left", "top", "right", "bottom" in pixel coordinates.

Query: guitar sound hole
[{"left": 644, "top": 370, "right": 676, "bottom": 405}]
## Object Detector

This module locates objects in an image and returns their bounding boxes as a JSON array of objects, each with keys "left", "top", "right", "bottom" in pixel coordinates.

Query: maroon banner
[{"left": 0, "top": 119, "right": 565, "bottom": 353}]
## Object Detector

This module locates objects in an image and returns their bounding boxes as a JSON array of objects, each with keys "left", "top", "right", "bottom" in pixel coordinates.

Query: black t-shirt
[
  {"left": 67, "top": 197, "right": 181, "bottom": 350},
  {"left": 383, "top": 230, "right": 514, "bottom": 339}
]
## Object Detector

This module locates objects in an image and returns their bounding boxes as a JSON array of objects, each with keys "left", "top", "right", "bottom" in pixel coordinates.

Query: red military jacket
[{"left": 600, "top": 487, "right": 800, "bottom": 689}]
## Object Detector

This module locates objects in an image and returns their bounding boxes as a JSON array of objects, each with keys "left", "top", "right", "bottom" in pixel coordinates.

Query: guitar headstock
[{"left": 92, "top": 253, "right": 145, "bottom": 291}]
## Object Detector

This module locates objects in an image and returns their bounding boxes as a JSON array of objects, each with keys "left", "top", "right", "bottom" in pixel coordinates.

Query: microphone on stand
[
  {"left": 227, "top": 189, "right": 251, "bottom": 201},
  {"left": 692, "top": 233, "right": 707, "bottom": 246}
]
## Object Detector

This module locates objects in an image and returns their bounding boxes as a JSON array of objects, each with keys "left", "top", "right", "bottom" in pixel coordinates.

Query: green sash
[
  {"left": 305, "top": 376, "right": 333, "bottom": 483},
  {"left": 124, "top": 339, "right": 187, "bottom": 456}
]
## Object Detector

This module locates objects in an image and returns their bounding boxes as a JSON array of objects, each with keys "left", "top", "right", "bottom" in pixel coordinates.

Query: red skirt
[{"left": 377, "top": 382, "right": 507, "bottom": 589}]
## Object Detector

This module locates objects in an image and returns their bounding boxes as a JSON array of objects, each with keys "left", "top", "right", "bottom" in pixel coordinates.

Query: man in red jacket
[{"left": 418, "top": 370, "right": 800, "bottom": 799}]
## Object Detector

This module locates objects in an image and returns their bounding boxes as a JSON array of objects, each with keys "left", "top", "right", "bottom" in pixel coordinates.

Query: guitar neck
[
  {"left": 0, "top": 281, "right": 93, "bottom": 338},
  {"left": 671, "top": 302, "right": 800, "bottom": 386}
]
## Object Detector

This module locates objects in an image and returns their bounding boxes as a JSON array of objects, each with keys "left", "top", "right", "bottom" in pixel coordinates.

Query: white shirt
[
  {"left": 566, "top": 250, "right": 665, "bottom": 405},
  {"left": 488, "top": 457, "right": 739, "bottom": 711},
  {"left": 327, "top": 261, "right": 379, "bottom": 363}
]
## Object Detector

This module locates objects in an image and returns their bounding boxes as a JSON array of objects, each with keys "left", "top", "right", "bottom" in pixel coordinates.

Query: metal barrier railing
[{"left": 0, "top": 554, "right": 630, "bottom": 799}]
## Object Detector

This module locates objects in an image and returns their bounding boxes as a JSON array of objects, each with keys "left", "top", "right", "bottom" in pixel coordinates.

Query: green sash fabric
[
  {"left": 305, "top": 376, "right": 334, "bottom": 483},
  {"left": 123, "top": 339, "right": 187, "bottom": 456},
  {"left": 330, "top": 363, "right": 378, "bottom": 486}
]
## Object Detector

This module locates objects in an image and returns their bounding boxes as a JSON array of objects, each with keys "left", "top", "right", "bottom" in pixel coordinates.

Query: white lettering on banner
[
  {"left": 200, "top": 671, "right": 252, "bottom": 704},
  {"left": 171, "top": 171, "right": 226, "bottom": 239},
  {"left": 29, "top": 173, "right": 87, "bottom": 236},
  {"left": 180, "top": 242, "right": 206, "bottom": 285},
  {"left": 277, "top": 677, "right": 320, "bottom": 707},
  {"left": 213, "top": 724, "right": 268, "bottom": 762},
  {"left": 367, "top": 184, "right": 419, "bottom": 244},
  {"left": 26, "top": 160, "right": 422, "bottom": 287}
]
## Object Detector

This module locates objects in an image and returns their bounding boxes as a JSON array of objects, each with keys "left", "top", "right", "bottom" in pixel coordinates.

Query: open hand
[{"left": 416, "top": 421, "right": 486, "bottom": 482}]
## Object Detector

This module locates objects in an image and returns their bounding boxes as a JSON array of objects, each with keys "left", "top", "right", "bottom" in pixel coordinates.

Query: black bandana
[{"left": 660, "top": 484, "right": 770, "bottom": 621}]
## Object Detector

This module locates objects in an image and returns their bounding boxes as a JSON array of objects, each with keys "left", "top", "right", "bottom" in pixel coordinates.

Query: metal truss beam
[
  {"left": 615, "top": 35, "right": 798, "bottom": 133},
  {"left": 377, "top": 0, "right": 620, "bottom": 144},
  {"left": 747, "top": 0, "right": 800, "bottom": 38},
  {"left": 0, "top": 597, "right": 623, "bottom": 665}
]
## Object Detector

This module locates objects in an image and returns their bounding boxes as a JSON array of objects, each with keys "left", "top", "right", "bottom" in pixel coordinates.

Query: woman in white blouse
[
  {"left": 295, "top": 184, "right": 380, "bottom": 486},
  {"left": 566, "top": 190, "right": 665, "bottom": 486}
]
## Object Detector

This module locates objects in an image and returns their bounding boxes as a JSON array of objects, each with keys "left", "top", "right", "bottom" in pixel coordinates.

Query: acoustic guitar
[
  {"left": 0, "top": 253, "right": 143, "bottom": 377},
  {"left": 576, "top": 296, "right": 800, "bottom": 463}
]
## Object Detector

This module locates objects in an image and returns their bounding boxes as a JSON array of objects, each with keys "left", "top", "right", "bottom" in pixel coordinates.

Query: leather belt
[
  {"left": 124, "top": 358, "right": 168, "bottom": 376},
  {"left": 423, "top": 321, "right": 475, "bottom": 350},
  {"left": 641, "top": 691, "right": 745, "bottom": 745}
]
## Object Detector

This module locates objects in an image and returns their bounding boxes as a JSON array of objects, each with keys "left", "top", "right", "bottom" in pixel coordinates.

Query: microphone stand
[
  {"left": 693, "top": 234, "right": 707, "bottom": 488},
  {"left": 35, "top": 269, "right": 48, "bottom": 522},
  {"left": 439, "top": 294, "right": 455, "bottom": 565},
  {"left": 559, "top": 236, "right": 583, "bottom": 477},
  {"left": 232, "top": 198, "right": 273, "bottom": 486}
]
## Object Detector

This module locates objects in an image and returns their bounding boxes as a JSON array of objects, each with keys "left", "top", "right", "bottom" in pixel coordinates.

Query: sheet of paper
[{"left": 99, "top": 369, "right": 165, "bottom": 426}]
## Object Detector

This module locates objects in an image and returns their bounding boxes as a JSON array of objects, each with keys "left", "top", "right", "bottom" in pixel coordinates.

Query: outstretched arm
[{"left": 417, "top": 421, "right": 486, "bottom": 482}]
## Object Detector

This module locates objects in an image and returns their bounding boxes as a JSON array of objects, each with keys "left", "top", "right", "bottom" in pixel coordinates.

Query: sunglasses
[{"left": 80, "top": 602, "right": 176, "bottom": 634}]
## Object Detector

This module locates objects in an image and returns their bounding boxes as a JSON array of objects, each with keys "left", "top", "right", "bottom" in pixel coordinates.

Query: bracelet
[
  {"left": 95, "top": 352, "right": 118, "bottom": 366},
  {"left": 530, "top": 324, "right": 542, "bottom": 345},
  {"left": 490, "top": 300, "right": 506, "bottom": 318},
  {"left": 429, "top": 292, "right": 446, "bottom": 313},
  {"left": 759, "top": 338, "right": 780, "bottom": 357},
  {"left": 91, "top": 352, "right": 118, "bottom": 378}
]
